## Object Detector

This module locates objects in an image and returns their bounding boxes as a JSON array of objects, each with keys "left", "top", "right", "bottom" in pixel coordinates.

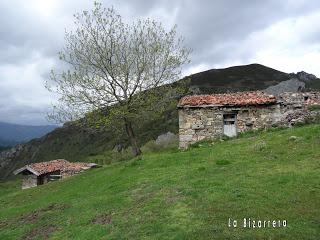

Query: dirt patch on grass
[
  {"left": 0, "top": 219, "right": 10, "bottom": 229},
  {"left": 22, "top": 224, "right": 57, "bottom": 240},
  {"left": 163, "top": 188, "right": 183, "bottom": 205},
  {"left": 0, "top": 203, "right": 70, "bottom": 231},
  {"left": 91, "top": 213, "right": 113, "bottom": 225},
  {"left": 166, "top": 195, "right": 182, "bottom": 204},
  {"left": 20, "top": 203, "right": 70, "bottom": 224},
  {"left": 131, "top": 183, "right": 156, "bottom": 205}
]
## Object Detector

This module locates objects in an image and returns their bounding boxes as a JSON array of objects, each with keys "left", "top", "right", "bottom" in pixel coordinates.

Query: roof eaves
[
  {"left": 26, "top": 166, "right": 41, "bottom": 176},
  {"left": 178, "top": 104, "right": 224, "bottom": 108},
  {"left": 13, "top": 166, "right": 27, "bottom": 175},
  {"left": 178, "top": 102, "right": 276, "bottom": 108},
  {"left": 13, "top": 166, "right": 40, "bottom": 176}
]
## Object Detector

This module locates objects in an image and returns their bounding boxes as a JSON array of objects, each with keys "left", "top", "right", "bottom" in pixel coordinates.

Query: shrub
[
  {"left": 141, "top": 139, "right": 178, "bottom": 153},
  {"left": 141, "top": 140, "right": 162, "bottom": 153}
]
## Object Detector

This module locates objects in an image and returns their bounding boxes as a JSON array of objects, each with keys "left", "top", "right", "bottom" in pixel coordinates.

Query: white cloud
[
  {"left": 0, "top": 0, "right": 320, "bottom": 125},
  {"left": 245, "top": 11, "right": 320, "bottom": 75},
  {"left": 0, "top": 52, "right": 57, "bottom": 125},
  {"left": 187, "top": 9, "right": 320, "bottom": 76}
]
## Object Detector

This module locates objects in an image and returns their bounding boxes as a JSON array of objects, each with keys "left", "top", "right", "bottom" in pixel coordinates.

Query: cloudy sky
[{"left": 1, "top": 0, "right": 320, "bottom": 125}]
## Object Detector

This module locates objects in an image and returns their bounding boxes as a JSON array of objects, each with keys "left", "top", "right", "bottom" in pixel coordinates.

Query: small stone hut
[
  {"left": 178, "top": 91, "right": 320, "bottom": 148},
  {"left": 13, "top": 159, "right": 99, "bottom": 189}
]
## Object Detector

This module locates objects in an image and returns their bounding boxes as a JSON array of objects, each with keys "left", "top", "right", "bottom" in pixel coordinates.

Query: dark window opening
[
  {"left": 223, "top": 113, "right": 237, "bottom": 125},
  {"left": 37, "top": 176, "right": 44, "bottom": 185},
  {"left": 223, "top": 113, "right": 237, "bottom": 137}
]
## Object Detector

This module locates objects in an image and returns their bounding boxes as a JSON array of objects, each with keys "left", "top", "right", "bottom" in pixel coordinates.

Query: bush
[
  {"left": 141, "top": 140, "right": 162, "bottom": 153},
  {"left": 141, "top": 139, "right": 178, "bottom": 153}
]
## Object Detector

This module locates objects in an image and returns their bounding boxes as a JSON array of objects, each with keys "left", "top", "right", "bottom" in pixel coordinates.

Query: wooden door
[{"left": 223, "top": 114, "right": 237, "bottom": 137}]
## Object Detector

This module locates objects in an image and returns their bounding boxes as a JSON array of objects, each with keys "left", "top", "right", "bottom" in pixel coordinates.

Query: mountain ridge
[{"left": 0, "top": 121, "right": 58, "bottom": 146}]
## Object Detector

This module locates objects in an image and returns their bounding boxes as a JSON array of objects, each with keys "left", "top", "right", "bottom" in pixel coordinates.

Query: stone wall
[
  {"left": 178, "top": 104, "right": 280, "bottom": 148},
  {"left": 236, "top": 105, "right": 281, "bottom": 132},
  {"left": 178, "top": 92, "right": 320, "bottom": 148},
  {"left": 279, "top": 92, "right": 320, "bottom": 105},
  {"left": 22, "top": 175, "right": 38, "bottom": 189},
  {"left": 278, "top": 92, "right": 320, "bottom": 126},
  {"left": 61, "top": 170, "right": 81, "bottom": 178},
  {"left": 179, "top": 107, "right": 222, "bottom": 149}
]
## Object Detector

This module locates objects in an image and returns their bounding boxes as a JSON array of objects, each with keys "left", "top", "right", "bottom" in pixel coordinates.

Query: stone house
[
  {"left": 13, "top": 159, "right": 99, "bottom": 189},
  {"left": 178, "top": 91, "right": 320, "bottom": 148}
]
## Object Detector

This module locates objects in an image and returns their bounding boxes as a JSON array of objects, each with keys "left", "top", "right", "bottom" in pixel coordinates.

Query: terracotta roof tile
[
  {"left": 178, "top": 91, "right": 276, "bottom": 107},
  {"left": 27, "top": 159, "right": 94, "bottom": 175}
]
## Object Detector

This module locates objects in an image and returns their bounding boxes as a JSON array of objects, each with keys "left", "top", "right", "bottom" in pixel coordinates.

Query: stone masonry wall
[
  {"left": 178, "top": 92, "right": 320, "bottom": 148},
  {"left": 277, "top": 93, "right": 320, "bottom": 126},
  {"left": 178, "top": 104, "right": 281, "bottom": 148},
  {"left": 178, "top": 107, "right": 223, "bottom": 149},
  {"left": 178, "top": 92, "right": 320, "bottom": 149},
  {"left": 22, "top": 175, "right": 38, "bottom": 189}
]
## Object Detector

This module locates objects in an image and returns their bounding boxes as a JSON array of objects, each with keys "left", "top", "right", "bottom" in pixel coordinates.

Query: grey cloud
[
  {"left": 0, "top": 0, "right": 320, "bottom": 125},
  {"left": 175, "top": 0, "right": 320, "bottom": 66},
  {"left": 0, "top": 104, "right": 50, "bottom": 125}
]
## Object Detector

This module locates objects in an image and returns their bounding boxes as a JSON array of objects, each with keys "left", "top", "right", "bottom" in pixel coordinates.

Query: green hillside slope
[{"left": 1, "top": 124, "right": 319, "bottom": 239}]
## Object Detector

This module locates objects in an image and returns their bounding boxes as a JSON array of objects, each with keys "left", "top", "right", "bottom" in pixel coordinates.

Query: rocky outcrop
[
  {"left": 264, "top": 71, "right": 319, "bottom": 96},
  {"left": 155, "top": 132, "right": 178, "bottom": 146},
  {"left": 0, "top": 141, "right": 43, "bottom": 180},
  {"left": 0, "top": 145, "right": 25, "bottom": 179},
  {"left": 264, "top": 78, "right": 305, "bottom": 96},
  {"left": 295, "top": 71, "right": 317, "bottom": 82}
]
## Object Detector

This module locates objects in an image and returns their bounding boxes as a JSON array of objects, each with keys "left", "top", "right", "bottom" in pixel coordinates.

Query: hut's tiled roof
[
  {"left": 28, "top": 159, "right": 70, "bottom": 175},
  {"left": 178, "top": 91, "right": 277, "bottom": 107},
  {"left": 14, "top": 159, "right": 98, "bottom": 176}
]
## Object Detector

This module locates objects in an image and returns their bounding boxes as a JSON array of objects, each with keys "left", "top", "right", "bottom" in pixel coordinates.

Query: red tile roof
[
  {"left": 14, "top": 159, "right": 98, "bottom": 176},
  {"left": 28, "top": 159, "right": 70, "bottom": 175},
  {"left": 178, "top": 91, "right": 276, "bottom": 107},
  {"left": 62, "top": 162, "right": 91, "bottom": 173}
]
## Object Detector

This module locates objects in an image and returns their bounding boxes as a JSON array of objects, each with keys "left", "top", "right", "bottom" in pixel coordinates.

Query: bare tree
[{"left": 46, "top": 2, "right": 191, "bottom": 156}]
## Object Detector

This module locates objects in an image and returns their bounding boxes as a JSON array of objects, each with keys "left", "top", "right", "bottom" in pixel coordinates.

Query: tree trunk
[{"left": 124, "top": 118, "right": 142, "bottom": 156}]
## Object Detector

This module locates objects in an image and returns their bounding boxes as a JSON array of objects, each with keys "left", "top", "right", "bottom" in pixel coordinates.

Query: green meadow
[{"left": 0, "top": 124, "right": 319, "bottom": 239}]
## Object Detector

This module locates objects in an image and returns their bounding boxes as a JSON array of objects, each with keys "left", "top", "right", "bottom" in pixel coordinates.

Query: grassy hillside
[{"left": 1, "top": 124, "right": 319, "bottom": 239}]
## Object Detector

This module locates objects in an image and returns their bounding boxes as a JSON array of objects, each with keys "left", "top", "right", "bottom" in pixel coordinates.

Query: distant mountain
[
  {"left": 189, "top": 63, "right": 290, "bottom": 93},
  {"left": 188, "top": 63, "right": 319, "bottom": 94},
  {"left": 0, "top": 138, "right": 19, "bottom": 147},
  {"left": 0, "top": 122, "right": 58, "bottom": 146}
]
